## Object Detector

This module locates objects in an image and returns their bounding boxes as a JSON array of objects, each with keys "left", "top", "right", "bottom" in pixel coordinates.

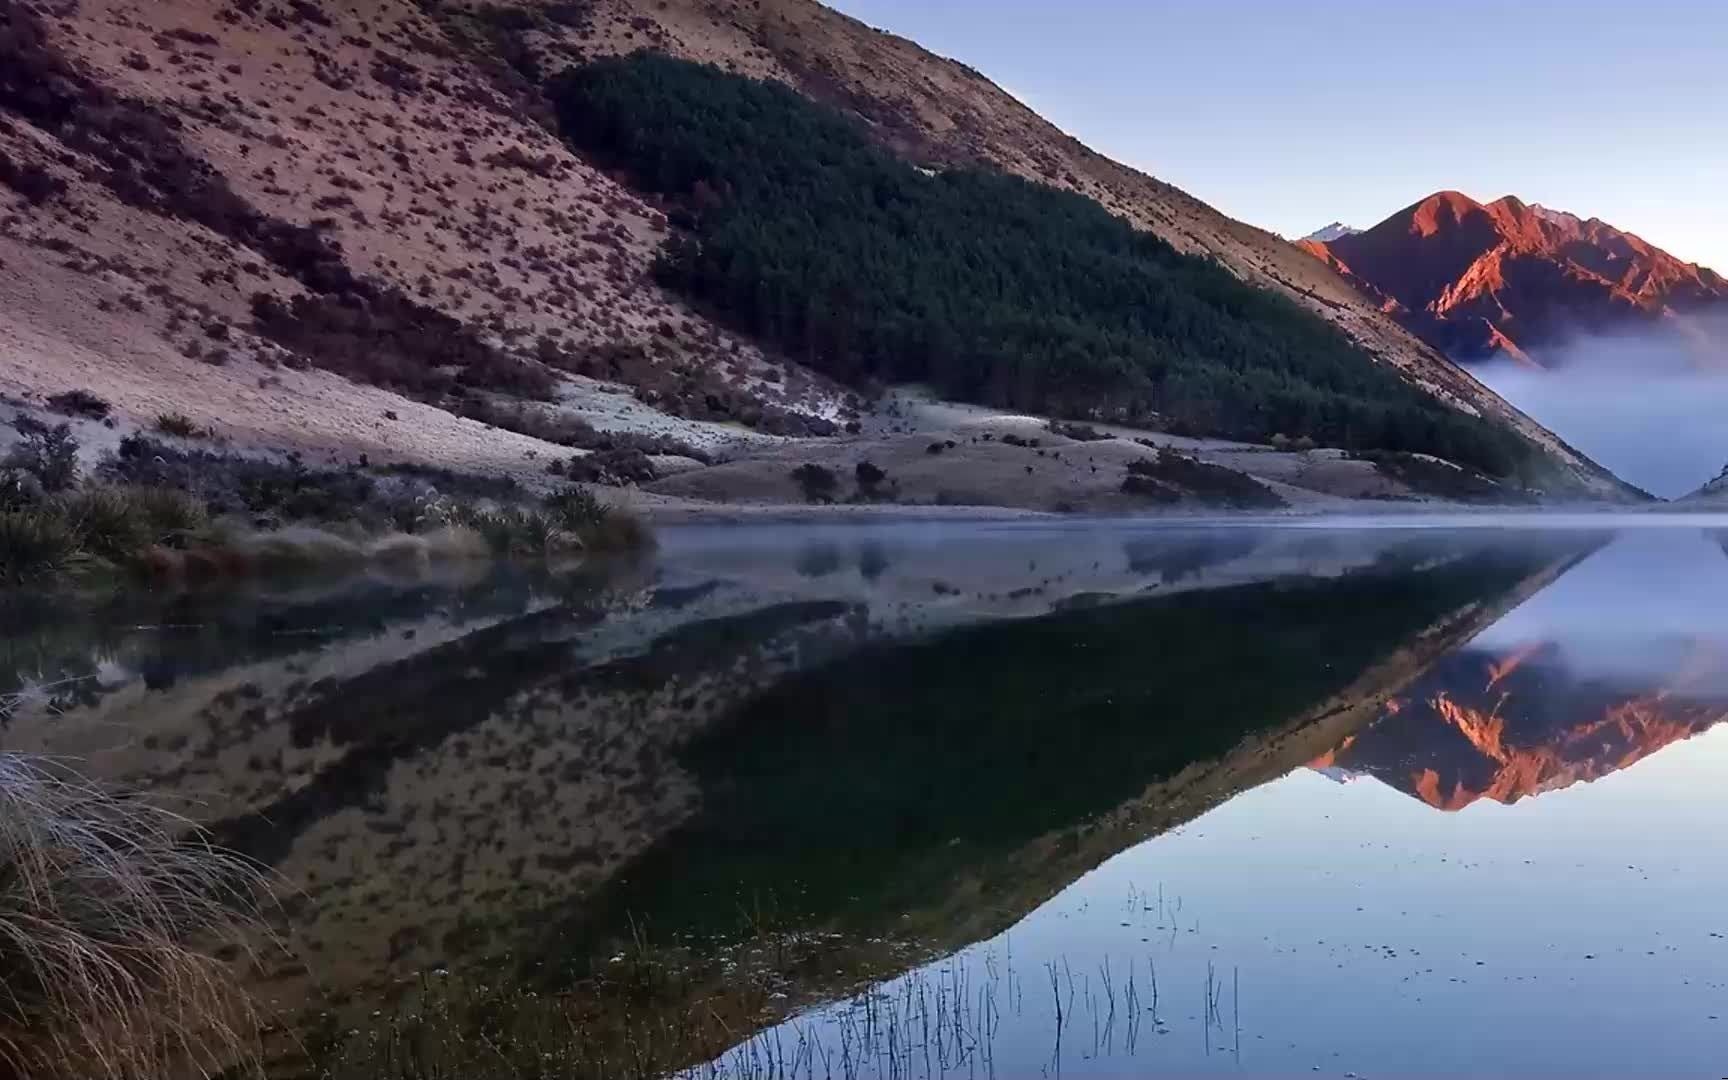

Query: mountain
[
  {"left": 1302, "top": 222, "right": 1360, "bottom": 243},
  {"left": 0, "top": 1, "right": 1629, "bottom": 499},
  {"left": 1685, "top": 469, "right": 1728, "bottom": 502},
  {"left": 1301, "top": 191, "right": 1728, "bottom": 364},
  {"left": 1312, "top": 639, "right": 1728, "bottom": 809}
]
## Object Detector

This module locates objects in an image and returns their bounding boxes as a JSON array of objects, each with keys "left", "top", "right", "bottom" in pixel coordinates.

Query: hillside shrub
[
  {"left": 154, "top": 412, "right": 204, "bottom": 438},
  {"left": 1122, "top": 450, "right": 1287, "bottom": 509},
  {"left": 562, "top": 448, "right": 658, "bottom": 486},
  {"left": 45, "top": 390, "right": 110, "bottom": 420},
  {"left": 1049, "top": 420, "right": 1111, "bottom": 442},
  {"left": 854, "top": 460, "right": 887, "bottom": 500},
  {"left": 461, "top": 399, "right": 713, "bottom": 462},
  {"left": 1349, "top": 449, "right": 1535, "bottom": 504},
  {"left": 5, "top": 417, "right": 78, "bottom": 493},
  {"left": 791, "top": 463, "right": 838, "bottom": 504}
]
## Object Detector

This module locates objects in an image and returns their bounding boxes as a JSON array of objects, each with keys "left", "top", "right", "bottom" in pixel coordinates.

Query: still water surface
[{"left": 4, "top": 517, "right": 1727, "bottom": 1076}]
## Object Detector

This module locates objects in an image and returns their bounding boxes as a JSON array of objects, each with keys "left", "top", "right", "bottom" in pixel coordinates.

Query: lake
[{"left": 4, "top": 516, "right": 1727, "bottom": 1077}]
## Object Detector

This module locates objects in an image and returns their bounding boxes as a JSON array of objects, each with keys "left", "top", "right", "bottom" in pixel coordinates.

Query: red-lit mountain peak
[{"left": 1304, "top": 192, "right": 1728, "bottom": 363}]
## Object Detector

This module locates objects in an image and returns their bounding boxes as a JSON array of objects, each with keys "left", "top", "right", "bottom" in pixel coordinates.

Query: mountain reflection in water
[
  {"left": 1314, "top": 529, "right": 1728, "bottom": 810},
  {"left": 6, "top": 519, "right": 1728, "bottom": 1076},
  {"left": 709, "top": 525, "right": 1728, "bottom": 1079}
]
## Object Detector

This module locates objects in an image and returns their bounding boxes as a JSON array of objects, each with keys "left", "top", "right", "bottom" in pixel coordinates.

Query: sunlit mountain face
[
  {"left": 1313, "top": 529, "right": 1728, "bottom": 808},
  {"left": 1298, "top": 190, "right": 1728, "bottom": 365}
]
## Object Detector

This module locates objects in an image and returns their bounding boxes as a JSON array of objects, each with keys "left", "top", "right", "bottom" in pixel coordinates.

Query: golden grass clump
[{"left": 0, "top": 754, "right": 270, "bottom": 1079}]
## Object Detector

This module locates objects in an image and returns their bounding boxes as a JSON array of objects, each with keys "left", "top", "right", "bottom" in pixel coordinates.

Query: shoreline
[{"left": 642, "top": 497, "right": 1728, "bottom": 530}]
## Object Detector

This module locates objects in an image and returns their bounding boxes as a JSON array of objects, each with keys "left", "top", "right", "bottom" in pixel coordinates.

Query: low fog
[
  {"left": 1471, "top": 322, "right": 1728, "bottom": 499},
  {"left": 1473, "top": 530, "right": 1728, "bottom": 691}
]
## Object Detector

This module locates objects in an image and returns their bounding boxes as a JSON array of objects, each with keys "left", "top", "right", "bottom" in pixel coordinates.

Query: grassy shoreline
[
  {"left": 0, "top": 419, "right": 653, "bottom": 587},
  {"left": 0, "top": 414, "right": 655, "bottom": 1074},
  {"left": 293, "top": 916, "right": 932, "bottom": 1080}
]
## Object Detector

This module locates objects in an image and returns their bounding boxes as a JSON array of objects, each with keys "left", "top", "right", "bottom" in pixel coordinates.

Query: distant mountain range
[
  {"left": 1312, "top": 638, "right": 1728, "bottom": 809},
  {"left": 1301, "top": 222, "right": 1360, "bottom": 243},
  {"left": 1300, "top": 191, "right": 1728, "bottom": 365}
]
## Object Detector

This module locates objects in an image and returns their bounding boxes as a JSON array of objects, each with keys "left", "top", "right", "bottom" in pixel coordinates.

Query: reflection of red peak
[
  {"left": 1413, "top": 691, "right": 1712, "bottom": 810},
  {"left": 1313, "top": 640, "right": 1728, "bottom": 810},
  {"left": 1303, "top": 191, "right": 1728, "bottom": 363},
  {"left": 1484, "top": 641, "right": 1545, "bottom": 692}
]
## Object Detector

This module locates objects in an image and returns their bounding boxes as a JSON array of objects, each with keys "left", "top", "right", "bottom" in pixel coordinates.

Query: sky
[{"left": 825, "top": 0, "right": 1728, "bottom": 270}]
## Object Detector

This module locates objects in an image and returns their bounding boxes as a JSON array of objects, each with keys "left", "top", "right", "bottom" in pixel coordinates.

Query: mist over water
[{"left": 1472, "top": 324, "right": 1728, "bottom": 498}]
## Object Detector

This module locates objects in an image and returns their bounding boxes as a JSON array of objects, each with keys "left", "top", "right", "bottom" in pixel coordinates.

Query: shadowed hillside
[
  {"left": 0, "top": 0, "right": 1635, "bottom": 501},
  {"left": 549, "top": 54, "right": 1538, "bottom": 475}
]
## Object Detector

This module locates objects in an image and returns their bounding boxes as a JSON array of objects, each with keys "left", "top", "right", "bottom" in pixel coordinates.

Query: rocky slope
[
  {"left": 1301, "top": 190, "right": 1728, "bottom": 365},
  {"left": 0, "top": 0, "right": 1629, "bottom": 501},
  {"left": 1686, "top": 470, "right": 1728, "bottom": 502}
]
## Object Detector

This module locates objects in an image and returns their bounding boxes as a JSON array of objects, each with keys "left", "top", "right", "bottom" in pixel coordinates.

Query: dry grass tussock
[{"left": 0, "top": 754, "right": 271, "bottom": 1079}]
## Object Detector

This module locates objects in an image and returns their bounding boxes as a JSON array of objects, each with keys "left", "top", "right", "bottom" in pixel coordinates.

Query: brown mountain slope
[
  {"left": 0, "top": 0, "right": 850, "bottom": 479},
  {"left": 0, "top": 0, "right": 1629, "bottom": 497},
  {"left": 1302, "top": 190, "right": 1728, "bottom": 365}
]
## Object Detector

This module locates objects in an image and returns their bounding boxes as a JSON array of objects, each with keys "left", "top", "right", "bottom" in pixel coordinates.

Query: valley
[
  {"left": 4, "top": 2, "right": 1728, "bottom": 1078},
  {"left": 0, "top": 0, "right": 1640, "bottom": 534}
]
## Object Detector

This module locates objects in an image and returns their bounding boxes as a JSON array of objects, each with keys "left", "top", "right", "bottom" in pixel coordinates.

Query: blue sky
[{"left": 826, "top": 0, "right": 1728, "bottom": 271}]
